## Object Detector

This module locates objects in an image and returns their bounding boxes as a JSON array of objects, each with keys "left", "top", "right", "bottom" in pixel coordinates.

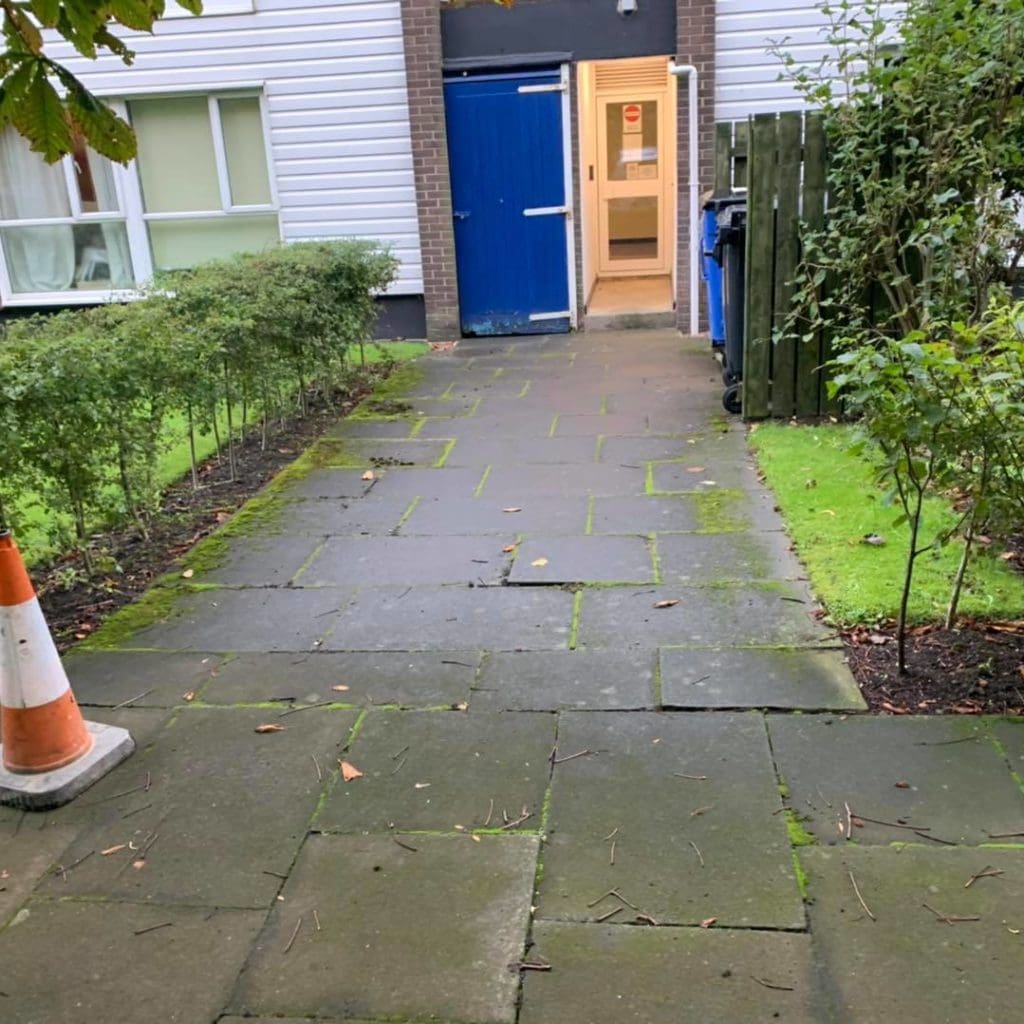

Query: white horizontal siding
[
  {"left": 716, "top": 1, "right": 904, "bottom": 122},
  {"left": 42, "top": 0, "right": 422, "bottom": 295}
]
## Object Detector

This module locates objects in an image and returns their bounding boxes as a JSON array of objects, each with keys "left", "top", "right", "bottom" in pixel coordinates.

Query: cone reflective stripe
[{"left": 0, "top": 532, "right": 133, "bottom": 809}]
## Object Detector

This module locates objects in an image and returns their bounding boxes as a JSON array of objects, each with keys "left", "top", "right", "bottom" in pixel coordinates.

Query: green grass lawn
[
  {"left": 750, "top": 422, "right": 1024, "bottom": 625},
  {"left": 11, "top": 341, "right": 427, "bottom": 566}
]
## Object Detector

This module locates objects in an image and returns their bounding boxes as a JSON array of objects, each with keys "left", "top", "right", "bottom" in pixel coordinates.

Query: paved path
[{"left": 3, "top": 331, "right": 1023, "bottom": 1022}]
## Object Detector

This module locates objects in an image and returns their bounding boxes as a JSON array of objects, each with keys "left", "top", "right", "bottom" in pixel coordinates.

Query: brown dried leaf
[
  {"left": 182, "top": 690, "right": 196, "bottom": 702},
  {"left": 132, "top": 859, "right": 146, "bottom": 871},
  {"left": 894, "top": 781, "right": 911, "bottom": 789},
  {"left": 531, "top": 557, "right": 549, "bottom": 567},
  {"left": 685, "top": 466, "right": 706, "bottom": 474},
  {"left": 101, "top": 844, "right": 126, "bottom": 856},
  {"left": 362, "top": 470, "right": 375, "bottom": 481},
  {"left": 700, "top": 917, "right": 717, "bottom": 928},
  {"left": 653, "top": 599, "right": 680, "bottom": 609},
  {"left": 503, "top": 507, "right": 523, "bottom": 514},
  {"left": 339, "top": 760, "right": 364, "bottom": 781},
  {"left": 452, "top": 702, "right": 469, "bottom": 711},
  {"left": 502, "top": 544, "right": 518, "bottom": 554},
  {"left": 255, "top": 723, "right": 287, "bottom": 734},
  {"left": 332, "top": 684, "right": 350, "bottom": 692}
]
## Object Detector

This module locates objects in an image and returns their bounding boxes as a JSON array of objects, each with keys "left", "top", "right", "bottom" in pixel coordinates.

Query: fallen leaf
[
  {"left": 880, "top": 702, "right": 910, "bottom": 715},
  {"left": 362, "top": 470, "right": 375, "bottom": 481},
  {"left": 332, "top": 685, "right": 350, "bottom": 692},
  {"left": 805, "top": 479, "right": 818, "bottom": 489},
  {"left": 531, "top": 557, "right": 549, "bottom": 567},
  {"left": 686, "top": 466, "right": 706, "bottom": 473},
  {"left": 1000, "top": 551, "right": 1017, "bottom": 561},
  {"left": 182, "top": 690, "right": 196, "bottom": 702},
  {"left": 700, "top": 917, "right": 717, "bottom": 928},
  {"left": 339, "top": 760, "right": 364, "bottom": 781},
  {"left": 699, "top": 480, "right": 717, "bottom": 487},
  {"left": 255, "top": 723, "right": 286, "bottom": 733},
  {"left": 869, "top": 633, "right": 890, "bottom": 645},
  {"left": 452, "top": 702, "right": 469, "bottom": 711},
  {"left": 181, "top": 568, "right": 195, "bottom": 579},
  {"left": 1008, "top": 926, "right": 1021, "bottom": 935},
  {"left": 472, "top": 834, "right": 482, "bottom": 843},
  {"left": 215, "top": 511, "right": 231, "bottom": 524},
  {"left": 653, "top": 599, "right": 680, "bottom": 609},
  {"left": 414, "top": 782, "right": 431, "bottom": 789},
  {"left": 454, "top": 824, "right": 465, "bottom": 831},
  {"left": 894, "top": 781, "right": 911, "bottom": 789},
  {"left": 132, "top": 859, "right": 146, "bottom": 871},
  {"left": 503, "top": 507, "right": 523, "bottom": 513},
  {"left": 502, "top": 544, "right": 518, "bottom": 554},
  {"left": 101, "top": 844, "right": 126, "bottom": 856},
  {"left": 820, "top": 509, "right": 837, "bottom": 516},
  {"left": 861, "top": 533, "right": 886, "bottom": 546}
]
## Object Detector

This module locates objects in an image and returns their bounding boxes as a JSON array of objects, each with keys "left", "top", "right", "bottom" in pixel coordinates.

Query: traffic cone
[{"left": 0, "top": 531, "right": 134, "bottom": 810}]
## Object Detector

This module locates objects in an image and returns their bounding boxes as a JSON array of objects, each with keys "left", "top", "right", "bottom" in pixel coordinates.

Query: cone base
[{"left": 0, "top": 721, "right": 134, "bottom": 811}]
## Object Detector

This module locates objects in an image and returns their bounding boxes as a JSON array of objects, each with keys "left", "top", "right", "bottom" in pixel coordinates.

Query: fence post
[
  {"left": 714, "top": 122, "right": 732, "bottom": 194},
  {"left": 771, "top": 111, "right": 802, "bottom": 417},
  {"left": 797, "top": 113, "right": 827, "bottom": 416},
  {"left": 742, "top": 113, "right": 777, "bottom": 419}
]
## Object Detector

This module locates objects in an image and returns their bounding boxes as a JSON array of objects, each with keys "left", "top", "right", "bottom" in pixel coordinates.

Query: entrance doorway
[{"left": 578, "top": 57, "right": 676, "bottom": 320}]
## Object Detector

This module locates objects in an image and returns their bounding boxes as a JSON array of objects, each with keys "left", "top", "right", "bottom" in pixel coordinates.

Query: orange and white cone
[{"left": 0, "top": 531, "right": 133, "bottom": 810}]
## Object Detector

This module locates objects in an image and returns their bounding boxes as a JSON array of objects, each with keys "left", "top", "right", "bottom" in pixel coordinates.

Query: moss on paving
[
  {"left": 750, "top": 422, "right": 1024, "bottom": 624},
  {"left": 78, "top": 586, "right": 185, "bottom": 650},
  {"left": 785, "top": 809, "right": 817, "bottom": 847},
  {"left": 691, "top": 488, "right": 749, "bottom": 533}
]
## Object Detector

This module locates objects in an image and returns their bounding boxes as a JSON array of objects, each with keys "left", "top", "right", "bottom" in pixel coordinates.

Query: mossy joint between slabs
[
  {"left": 433, "top": 438, "right": 457, "bottom": 468},
  {"left": 548, "top": 414, "right": 560, "bottom": 438},
  {"left": 77, "top": 586, "right": 185, "bottom": 650},
  {"left": 568, "top": 591, "right": 583, "bottom": 650},
  {"left": 987, "top": 732, "right": 1024, "bottom": 799},
  {"left": 287, "top": 538, "right": 328, "bottom": 586},
  {"left": 584, "top": 495, "right": 595, "bottom": 536},
  {"left": 393, "top": 496, "right": 422, "bottom": 534},
  {"left": 474, "top": 465, "right": 492, "bottom": 498},
  {"left": 647, "top": 533, "right": 662, "bottom": 585},
  {"left": 593, "top": 435, "right": 605, "bottom": 461},
  {"left": 308, "top": 707, "right": 370, "bottom": 827}
]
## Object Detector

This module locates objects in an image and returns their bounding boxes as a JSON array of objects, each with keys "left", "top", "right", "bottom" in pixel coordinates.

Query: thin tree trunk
[
  {"left": 224, "top": 361, "right": 237, "bottom": 482},
  {"left": 187, "top": 401, "right": 200, "bottom": 489},
  {"left": 212, "top": 404, "right": 223, "bottom": 465},
  {"left": 945, "top": 515, "right": 976, "bottom": 631},
  {"left": 117, "top": 443, "right": 149, "bottom": 540}
]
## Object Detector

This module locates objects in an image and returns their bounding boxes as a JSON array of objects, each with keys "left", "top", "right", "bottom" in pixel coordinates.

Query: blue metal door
[{"left": 444, "top": 71, "right": 571, "bottom": 335}]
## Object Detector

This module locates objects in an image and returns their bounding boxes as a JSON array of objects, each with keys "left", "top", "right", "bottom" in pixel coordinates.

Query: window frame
[{"left": 0, "top": 89, "right": 280, "bottom": 307}]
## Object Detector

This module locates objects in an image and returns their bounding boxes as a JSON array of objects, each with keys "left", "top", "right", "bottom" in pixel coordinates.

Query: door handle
[{"left": 453, "top": 210, "right": 470, "bottom": 220}]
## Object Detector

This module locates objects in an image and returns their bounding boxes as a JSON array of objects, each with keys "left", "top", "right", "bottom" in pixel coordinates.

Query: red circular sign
[{"left": 623, "top": 104, "right": 641, "bottom": 124}]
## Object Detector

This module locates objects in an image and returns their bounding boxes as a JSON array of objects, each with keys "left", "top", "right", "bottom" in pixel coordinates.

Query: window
[
  {"left": 0, "top": 92, "right": 278, "bottom": 304},
  {"left": 129, "top": 94, "right": 279, "bottom": 271},
  {"left": 0, "top": 129, "right": 134, "bottom": 296}
]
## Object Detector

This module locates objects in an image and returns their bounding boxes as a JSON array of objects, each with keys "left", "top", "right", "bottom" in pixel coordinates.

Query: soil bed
[
  {"left": 845, "top": 621, "right": 1024, "bottom": 716},
  {"left": 34, "top": 372, "right": 385, "bottom": 654}
]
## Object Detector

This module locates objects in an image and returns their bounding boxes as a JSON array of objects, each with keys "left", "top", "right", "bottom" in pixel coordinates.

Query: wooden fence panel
[
  {"left": 770, "top": 111, "right": 803, "bottom": 417},
  {"left": 742, "top": 113, "right": 777, "bottom": 419},
  {"left": 797, "top": 112, "right": 827, "bottom": 416},
  {"left": 714, "top": 122, "right": 732, "bottom": 194}
]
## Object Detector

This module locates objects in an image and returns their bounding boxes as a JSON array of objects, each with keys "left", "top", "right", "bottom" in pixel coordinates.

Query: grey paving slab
[
  {"left": 0, "top": 900, "right": 263, "bottom": 1023},
  {"left": 328, "top": 417, "right": 416, "bottom": 439},
  {"left": 279, "top": 496, "right": 413, "bottom": 535},
  {"left": 473, "top": 650, "right": 656, "bottom": 710},
  {"left": 769, "top": 716, "right": 1024, "bottom": 845},
  {"left": 194, "top": 535, "right": 323, "bottom": 586},
  {"left": 656, "top": 530, "right": 806, "bottom": 582},
  {"left": 317, "top": 710, "right": 554, "bottom": 831},
  {"left": 312, "top": 438, "right": 452, "bottom": 468},
  {"left": 509, "top": 535, "right": 654, "bottom": 584},
  {"left": 399, "top": 493, "right": 587, "bottom": 535},
  {"left": 359, "top": 466, "right": 484, "bottom": 500},
  {"left": 38, "top": 707, "right": 357, "bottom": 907},
  {"left": 444, "top": 436, "right": 597, "bottom": 467},
  {"left": 521, "top": 922, "right": 822, "bottom": 1024},
  {"left": 202, "top": 651, "right": 479, "bottom": 707},
  {"left": 297, "top": 535, "right": 511, "bottom": 586},
  {"left": 125, "top": 586, "right": 353, "bottom": 651},
  {"left": 802, "top": 846, "right": 1024, "bottom": 1022},
  {"left": 661, "top": 648, "right": 866, "bottom": 710},
  {"left": 536, "top": 712, "right": 803, "bottom": 928},
  {"left": 554, "top": 413, "right": 648, "bottom": 436},
  {"left": 590, "top": 495, "right": 701, "bottom": 533},
  {"left": 231, "top": 833, "right": 538, "bottom": 1023},
  {"left": 992, "top": 719, "right": 1024, "bottom": 781},
  {"left": 0, "top": 824, "right": 78, "bottom": 925},
  {"left": 650, "top": 461, "right": 746, "bottom": 493},
  {"left": 476, "top": 392, "right": 605, "bottom": 417},
  {"left": 432, "top": 413, "right": 559, "bottom": 439},
  {"left": 484, "top": 463, "right": 647, "bottom": 498},
  {"left": 271, "top": 469, "right": 375, "bottom": 500},
  {"left": 323, "top": 586, "right": 574, "bottom": 651},
  {"left": 577, "top": 584, "right": 837, "bottom": 649},
  {"left": 407, "top": 395, "right": 480, "bottom": 417},
  {"left": 63, "top": 650, "right": 223, "bottom": 707},
  {"left": 598, "top": 435, "right": 695, "bottom": 463}
]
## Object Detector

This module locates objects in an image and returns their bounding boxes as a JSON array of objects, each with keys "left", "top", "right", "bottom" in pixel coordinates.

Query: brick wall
[
  {"left": 675, "top": 0, "right": 716, "bottom": 335},
  {"left": 399, "top": 0, "right": 460, "bottom": 340}
]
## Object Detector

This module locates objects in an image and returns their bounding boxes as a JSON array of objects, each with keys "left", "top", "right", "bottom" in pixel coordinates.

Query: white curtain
[
  {"left": 0, "top": 129, "right": 75, "bottom": 293},
  {"left": 92, "top": 156, "right": 133, "bottom": 288}
]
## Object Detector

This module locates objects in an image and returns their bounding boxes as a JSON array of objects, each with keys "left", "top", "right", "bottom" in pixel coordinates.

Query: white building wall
[
  {"left": 44, "top": 0, "right": 423, "bottom": 295},
  {"left": 715, "top": 0, "right": 904, "bottom": 123}
]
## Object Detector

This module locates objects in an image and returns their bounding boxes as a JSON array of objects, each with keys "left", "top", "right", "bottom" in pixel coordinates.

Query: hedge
[{"left": 0, "top": 240, "right": 398, "bottom": 570}]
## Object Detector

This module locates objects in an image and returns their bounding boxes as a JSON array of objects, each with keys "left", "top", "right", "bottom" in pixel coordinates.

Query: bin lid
[{"left": 703, "top": 194, "right": 747, "bottom": 213}]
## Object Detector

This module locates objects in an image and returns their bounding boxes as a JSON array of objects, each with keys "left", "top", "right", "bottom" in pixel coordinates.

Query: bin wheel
[{"left": 723, "top": 384, "right": 742, "bottom": 415}]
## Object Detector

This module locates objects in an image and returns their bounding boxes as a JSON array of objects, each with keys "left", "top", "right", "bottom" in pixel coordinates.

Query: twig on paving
[
  {"left": 914, "top": 736, "right": 978, "bottom": 746},
  {"left": 853, "top": 813, "right": 929, "bottom": 831},
  {"left": 609, "top": 840, "right": 616, "bottom": 866},
  {"left": 913, "top": 830, "right": 957, "bottom": 846},
  {"left": 283, "top": 917, "right": 303, "bottom": 953},
  {"left": 965, "top": 866, "right": 1003, "bottom": 888},
  {"left": 751, "top": 976, "right": 794, "bottom": 992},
  {"left": 587, "top": 889, "right": 617, "bottom": 908},
  {"left": 121, "top": 802, "right": 152, "bottom": 819},
  {"left": 844, "top": 801, "right": 853, "bottom": 839},
  {"left": 278, "top": 700, "right": 332, "bottom": 717},
  {"left": 635, "top": 913, "right": 658, "bottom": 926},
  {"left": 986, "top": 830, "right": 1024, "bottom": 839},
  {"left": 441, "top": 660, "right": 476, "bottom": 668},
  {"left": 603, "top": 827, "right": 619, "bottom": 841},
  {"left": 500, "top": 806, "right": 532, "bottom": 829},
  {"left": 923, "top": 903, "right": 980, "bottom": 924},
  {"left": 484, "top": 798, "right": 494, "bottom": 827},
  {"left": 510, "top": 960, "right": 551, "bottom": 972},
  {"left": 552, "top": 748, "right": 597, "bottom": 765},
  {"left": 311, "top": 754, "right": 323, "bottom": 782},
  {"left": 848, "top": 870, "right": 876, "bottom": 921},
  {"left": 313, "top": 909, "right": 322, "bottom": 931},
  {"left": 611, "top": 888, "right": 638, "bottom": 910},
  {"left": 673, "top": 773, "right": 708, "bottom": 781},
  {"left": 390, "top": 756, "right": 407, "bottom": 776},
  {"left": 262, "top": 870, "right": 288, "bottom": 880},
  {"left": 134, "top": 922, "right": 173, "bottom": 936},
  {"left": 689, "top": 840, "right": 704, "bottom": 867},
  {"left": 55, "top": 850, "right": 94, "bottom": 882},
  {"left": 392, "top": 745, "right": 409, "bottom": 760},
  {"left": 690, "top": 805, "right": 713, "bottom": 818},
  {"left": 595, "top": 906, "right": 622, "bottom": 923},
  {"left": 144, "top": 771, "right": 151, "bottom": 793},
  {"left": 83, "top": 782, "right": 147, "bottom": 806},
  {"left": 112, "top": 688, "right": 154, "bottom": 710},
  {"left": 393, "top": 837, "right": 419, "bottom": 853}
]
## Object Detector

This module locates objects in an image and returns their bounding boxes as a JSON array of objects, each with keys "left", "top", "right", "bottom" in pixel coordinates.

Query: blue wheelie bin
[
  {"left": 713, "top": 200, "right": 747, "bottom": 415},
  {"left": 701, "top": 201, "right": 727, "bottom": 351}
]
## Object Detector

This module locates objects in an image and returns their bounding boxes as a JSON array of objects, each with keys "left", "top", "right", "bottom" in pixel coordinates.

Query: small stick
[
  {"left": 611, "top": 888, "right": 638, "bottom": 910},
  {"left": 279, "top": 700, "right": 332, "bottom": 717},
  {"left": 511, "top": 960, "right": 551, "bottom": 972},
  {"left": 501, "top": 806, "right": 532, "bottom": 829},
  {"left": 144, "top": 771, "right": 152, "bottom": 793},
  {"left": 393, "top": 837, "right": 419, "bottom": 853},
  {"left": 603, "top": 827, "right": 619, "bottom": 842},
  {"left": 484, "top": 798, "right": 494, "bottom": 827},
  {"left": 121, "top": 802, "right": 152, "bottom": 819},
  {"left": 751, "top": 976, "right": 794, "bottom": 992},
  {"left": 673, "top": 773, "right": 708, "bottom": 781},
  {"left": 83, "top": 782, "right": 148, "bottom": 805},
  {"left": 690, "top": 805, "right": 713, "bottom": 817},
  {"left": 390, "top": 756, "right": 407, "bottom": 776},
  {"left": 844, "top": 801, "right": 853, "bottom": 840},
  {"left": 913, "top": 830, "right": 957, "bottom": 846},
  {"left": 848, "top": 870, "right": 876, "bottom": 921},
  {"left": 595, "top": 906, "right": 622, "bottom": 923},
  {"left": 965, "top": 866, "right": 1003, "bottom": 888},
  {"left": 262, "top": 869, "right": 288, "bottom": 880},
  {"left": 552, "top": 748, "right": 596, "bottom": 765},
  {"left": 392, "top": 745, "right": 410, "bottom": 760},
  {"left": 112, "top": 688, "right": 155, "bottom": 710},
  {"left": 635, "top": 913, "right": 658, "bottom": 926},
  {"left": 311, "top": 754, "right": 323, "bottom": 783},
  {"left": 816, "top": 786, "right": 833, "bottom": 809},
  {"left": 313, "top": 909, "right": 322, "bottom": 931},
  {"left": 283, "top": 917, "right": 303, "bottom": 953},
  {"left": 986, "top": 830, "right": 1024, "bottom": 839},
  {"left": 440, "top": 660, "right": 476, "bottom": 668},
  {"left": 134, "top": 922, "right": 173, "bottom": 936},
  {"left": 923, "top": 903, "right": 981, "bottom": 925},
  {"left": 587, "top": 889, "right": 617, "bottom": 908},
  {"left": 689, "top": 840, "right": 704, "bottom": 867},
  {"left": 609, "top": 840, "right": 616, "bottom": 866},
  {"left": 55, "top": 850, "right": 94, "bottom": 881},
  {"left": 914, "top": 736, "right": 978, "bottom": 746},
  {"left": 853, "top": 814, "right": 929, "bottom": 832}
]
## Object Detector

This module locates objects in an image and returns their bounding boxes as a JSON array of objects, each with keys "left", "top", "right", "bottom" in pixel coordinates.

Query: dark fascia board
[{"left": 442, "top": 52, "right": 572, "bottom": 72}]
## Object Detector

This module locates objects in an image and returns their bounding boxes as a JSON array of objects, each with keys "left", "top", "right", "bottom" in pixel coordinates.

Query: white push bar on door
[{"left": 667, "top": 60, "right": 700, "bottom": 338}]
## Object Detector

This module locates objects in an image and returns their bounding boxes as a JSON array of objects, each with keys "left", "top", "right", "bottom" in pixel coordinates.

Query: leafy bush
[{"left": 0, "top": 240, "right": 398, "bottom": 566}]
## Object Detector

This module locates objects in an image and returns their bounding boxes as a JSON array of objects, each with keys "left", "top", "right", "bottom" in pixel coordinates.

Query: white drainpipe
[{"left": 668, "top": 60, "right": 700, "bottom": 337}]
